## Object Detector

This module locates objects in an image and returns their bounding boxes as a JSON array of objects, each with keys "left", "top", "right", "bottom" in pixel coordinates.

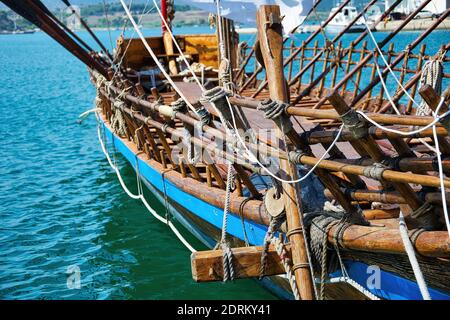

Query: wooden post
[
  {"left": 161, "top": 0, "right": 177, "bottom": 75},
  {"left": 327, "top": 92, "right": 423, "bottom": 211},
  {"left": 191, "top": 245, "right": 290, "bottom": 282},
  {"left": 419, "top": 85, "right": 450, "bottom": 155},
  {"left": 256, "top": 5, "right": 314, "bottom": 300}
]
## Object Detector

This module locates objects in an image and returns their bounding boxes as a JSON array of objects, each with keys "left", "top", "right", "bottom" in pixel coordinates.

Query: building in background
[{"left": 385, "top": 0, "right": 449, "bottom": 14}]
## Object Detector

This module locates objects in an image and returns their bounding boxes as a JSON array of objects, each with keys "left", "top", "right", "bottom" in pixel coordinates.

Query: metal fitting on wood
[
  {"left": 362, "top": 162, "right": 388, "bottom": 181},
  {"left": 340, "top": 108, "right": 368, "bottom": 139},
  {"left": 288, "top": 150, "right": 307, "bottom": 164},
  {"left": 170, "top": 98, "right": 187, "bottom": 113}
]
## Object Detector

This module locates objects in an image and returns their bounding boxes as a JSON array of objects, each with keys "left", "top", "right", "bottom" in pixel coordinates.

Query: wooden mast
[
  {"left": 256, "top": 5, "right": 315, "bottom": 300},
  {"left": 161, "top": 0, "right": 178, "bottom": 75}
]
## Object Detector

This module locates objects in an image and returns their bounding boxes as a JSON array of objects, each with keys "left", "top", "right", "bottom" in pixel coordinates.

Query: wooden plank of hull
[{"left": 191, "top": 244, "right": 289, "bottom": 282}]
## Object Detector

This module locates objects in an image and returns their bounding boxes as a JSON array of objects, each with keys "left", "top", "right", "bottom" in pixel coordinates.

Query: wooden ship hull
[
  {"left": 4, "top": 0, "right": 450, "bottom": 300},
  {"left": 98, "top": 110, "right": 450, "bottom": 300}
]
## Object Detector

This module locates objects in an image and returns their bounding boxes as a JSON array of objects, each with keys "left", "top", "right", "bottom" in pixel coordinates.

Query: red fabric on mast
[{"left": 161, "top": 0, "right": 167, "bottom": 33}]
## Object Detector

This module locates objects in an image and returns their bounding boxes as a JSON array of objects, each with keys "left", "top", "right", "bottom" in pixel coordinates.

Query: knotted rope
[
  {"left": 216, "top": 162, "right": 235, "bottom": 282},
  {"left": 416, "top": 58, "right": 444, "bottom": 117},
  {"left": 259, "top": 215, "right": 285, "bottom": 279},
  {"left": 270, "top": 237, "right": 301, "bottom": 300}
]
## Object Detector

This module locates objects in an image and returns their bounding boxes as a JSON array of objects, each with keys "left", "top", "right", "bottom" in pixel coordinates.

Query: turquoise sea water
[
  {"left": 0, "top": 26, "right": 275, "bottom": 299},
  {"left": 0, "top": 25, "right": 449, "bottom": 300}
]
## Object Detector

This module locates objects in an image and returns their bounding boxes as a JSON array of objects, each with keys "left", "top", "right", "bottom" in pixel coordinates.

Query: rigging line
[
  {"left": 112, "top": 0, "right": 155, "bottom": 80},
  {"left": 120, "top": 0, "right": 133, "bottom": 35},
  {"left": 152, "top": 0, "right": 205, "bottom": 91},
  {"left": 362, "top": 16, "right": 421, "bottom": 108},
  {"left": 119, "top": 0, "right": 200, "bottom": 116},
  {"left": 95, "top": 112, "right": 197, "bottom": 252},
  {"left": 357, "top": 96, "right": 450, "bottom": 236},
  {"left": 102, "top": 0, "right": 114, "bottom": 51},
  {"left": 227, "top": 95, "right": 345, "bottom": 184},
  {"left": 356, "top": 97, "right": 449, "bottom": 136},
  {"left": 60, "top": 0, "right": 114, "bottom": 62},
  {"left": 399, "top": 211, "right": 432, "bottom": 299},
  {"left": 363, "top": 40, "right": 438, "bottom": 153},
  {"left": 328, "top": 277, "right": 381, "bottom": 300},
  {"left": 215, "top": 0, "right": 226, "bottom": 60}
]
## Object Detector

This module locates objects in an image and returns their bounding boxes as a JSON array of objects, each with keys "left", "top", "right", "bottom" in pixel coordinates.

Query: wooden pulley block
[{"left": 264, "top": 188, "right": 285, "bottom": 218}]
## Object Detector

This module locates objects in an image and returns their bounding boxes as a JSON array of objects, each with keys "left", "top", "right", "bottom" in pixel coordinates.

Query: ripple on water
[{"left": 0, "top": 30, "right": 276, "bottom": 299}]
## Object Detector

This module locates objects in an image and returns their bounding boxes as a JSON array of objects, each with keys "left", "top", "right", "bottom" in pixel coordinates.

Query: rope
[
  {"left": 95, "top": 111, "right": 197, "bottom": 253},
  {"left": 399, "top": 211, "right": 431, "bottom": 300},
  {"left": 270, "top": 237, "right": 301, "bottom": 300},
  {"left": 259, "top": 215, "right": 285, "bottom": 279},
  {"left": 118, "top": 0, "right": 200, "bottom": 116},
  {"left": 218, "top": 162, "right": 235, "bottom": 282},
  {"left": 111, "top": 99, "right": 128, "bottom": 137},
  {"left": 416, "top": 59, "right": 443, "bottom": 117},
  {"left": 230, "top": 96, "right": 346, "bottom": 184},
  {"left": 362, "top": 16, "right": 421, "bottom": 109}
]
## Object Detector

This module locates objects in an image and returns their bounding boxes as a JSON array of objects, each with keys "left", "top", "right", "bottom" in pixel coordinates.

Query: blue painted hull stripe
[
  {"left": 101, "top": 122, "right": 450, "bottom": 300},
  {"left": 102, "top": 122, "right": 268, "bottom": 246}
]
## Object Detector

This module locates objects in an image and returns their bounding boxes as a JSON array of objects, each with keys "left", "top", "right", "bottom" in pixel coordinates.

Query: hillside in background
[{"left": 0, "top": 1, "right": 386, "bottom": 31}]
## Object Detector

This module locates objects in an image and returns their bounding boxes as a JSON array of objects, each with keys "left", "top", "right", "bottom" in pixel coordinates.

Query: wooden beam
[
  {"left": 256, "top": 5, "right": 315, "bottom": 300},
  {"left": 191, "top": 244, "right": 289, "bottom": 282}
]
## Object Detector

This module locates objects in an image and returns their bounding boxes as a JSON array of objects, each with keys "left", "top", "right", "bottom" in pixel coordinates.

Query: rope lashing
[
  {"left": 218, "top": 58, "right": 234, "bottom": 93},
  {"left": 270, "top": 237, "right": 301, "bottom": 300},
  {"left": 288, "top": 150, "right": 308, "bottom": 165},
  {"left": 201, "top": 86, "right": 232, "bottom": 125},
  {"left": 399, "top": 211, "right": 431, "bottom": 300},
  {"left": 416, "top": 59, "right": 444, "bottom": 117},
  {"left": 410, "top": 201, "right": 440, "bottom": 231},
  {"left": 217, "top": 162, "right": 236, "bottom": 282},
  {"left": 134, "top": 124, "right": 144, "bottom": 150},
  {"left": 111, "top": 99, "right": 128, "bottom": 137},
  {"left": 340, "top": 108, "right": 368, "bottom": 139},
  {"left": 362, "top": 162, "right": 388, "bottom": 181},
  {"left": 259, "top": 214, "right": 285, "bottom": 279},
  {"left": 309, "top": 215, "right": 339, "bottom": 300},
  {"left": 171, "top": 97, "right": 187, "bottom": 113},
  {"left": 408, "top": 228, "right": 426, "bottom": 246},
  {"left": 320, "top": 220, "right": 338, "bottom": 300},
  {"left": 257, "top": 99, "right": 293, "bottom": 134},
  {"left": 196, "top": 106, "right": 213, "bottom": 126}
]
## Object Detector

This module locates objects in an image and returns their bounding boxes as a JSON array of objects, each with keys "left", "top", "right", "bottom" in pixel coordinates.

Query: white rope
[
  {"left": 362, "top": 16, "right": 421, "bottom": 109},
  {"left": 118, "top": 0, "right": 200, "bottom": 116},
  {"left": 152, "top": 0, "right": 205, "bottom": 91},
  {"left": 356, "top": 97, "right": 450, "bottom": 237},
  {"left": 228, "top": 95, "right": 345, "bottom": 184},
  {"left": 398, "top": 211, "right": 431, "bottom": 300},
  {"left": 356, "top": 98, "right": 449, "bottom": 136},
  {"left": 328, "top": 277, "right": 381, "bottom": 300},
  {"left": 331, "top": 241, "right": 381, "bottom": 300},
  {"left": 271, "top": 237, "right": 301, "bottom": 300},
  {"left": 221, "top": 162, "right": 233, "bottom": 243},
  {"left": 148, "top": 0, "right": 339, "bottom": 187},
  {"left": 96, "top": 112, "right": 196, "bottom": 253}
]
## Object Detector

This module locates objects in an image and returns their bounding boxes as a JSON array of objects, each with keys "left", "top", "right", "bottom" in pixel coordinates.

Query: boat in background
[{"left": 325, "top": 5, "right": 366, "bottom": 33}]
